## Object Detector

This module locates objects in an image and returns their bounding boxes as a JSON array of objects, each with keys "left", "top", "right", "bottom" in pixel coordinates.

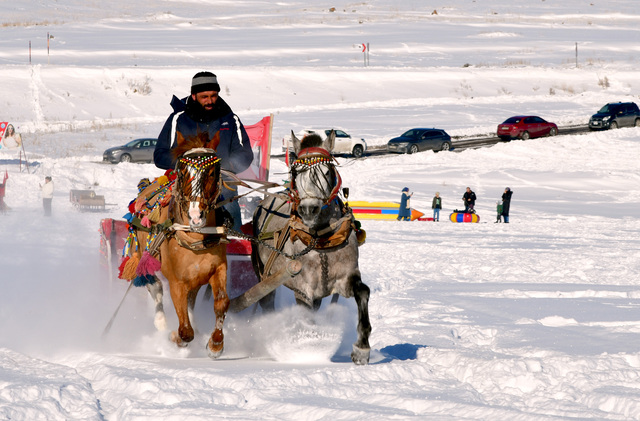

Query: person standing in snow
[
  {"left": 154, "top": 71, "right": 253, "bottom": 230},
  {"left": 495, "top": 201, "right": 503, "bottom": 223},
  {"left": 397, "top": 187, "right": 413, "bottom": 221},
  {"left": 462, "top": 187, "right": 476, "bottom": 213},
  {"left": 501, "top": 187, "right": 513, "bottom": 223},
  {"left": 40, "top": 176, "right": 54, "bottom": 216},
  {"left": 432, "top": 191, "right": 442, "bottom": 221}
]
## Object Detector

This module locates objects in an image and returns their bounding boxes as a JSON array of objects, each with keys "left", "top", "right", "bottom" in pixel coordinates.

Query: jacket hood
[{"left": 170, "top": 95, "right": 187, "bottom": 112}]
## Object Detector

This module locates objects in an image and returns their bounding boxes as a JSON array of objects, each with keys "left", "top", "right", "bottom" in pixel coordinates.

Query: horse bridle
[
  {"left": 173, "top": 148, "right": 222, "bottom": 223},
  {"left": 289, "top": 147, "right": 342, "bottom": 212}
]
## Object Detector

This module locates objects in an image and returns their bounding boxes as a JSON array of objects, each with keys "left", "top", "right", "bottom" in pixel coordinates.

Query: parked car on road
[
  {"left": 387, "top": 128, "right": 452, "bottom": 154},
  {"left": 588, "top": 102, "right": 640, "bottom": 130},
  {"left": 497, "top": 116, "right": 558, "bottom": 141},
  {"left": 282, "top": 128, "right": 367, "bottom": 158},
  {"left": 103, "top": 138, "right": 157, "bottom": 163}
]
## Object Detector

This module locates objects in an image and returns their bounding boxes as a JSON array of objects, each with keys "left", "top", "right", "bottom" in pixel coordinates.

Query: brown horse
[{"left": 135, "top": 132, "right": 229, "bottom": 358}]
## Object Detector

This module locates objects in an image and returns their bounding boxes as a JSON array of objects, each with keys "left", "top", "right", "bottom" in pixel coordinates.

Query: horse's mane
[
  {"left": 300, "top": 133, "right": 324, "bottom": 149},
  {"left": 172, "top": 132, "right": 218, "bottom": 160}
]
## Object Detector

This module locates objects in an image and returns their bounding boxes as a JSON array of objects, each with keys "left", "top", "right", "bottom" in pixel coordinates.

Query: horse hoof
[
  {"left": 351, "top": 345, "right": 370, "bottom": 365},
  {"left": 207, "top": 341, "right": 224, "bottom": 359},
  {"left": 170, "top": 331, "right": 188, "bottom": 348}
]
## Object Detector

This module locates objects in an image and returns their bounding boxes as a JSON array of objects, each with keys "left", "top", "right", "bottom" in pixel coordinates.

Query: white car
[{"left": 282, "top": 128, "right": 367, "bottom": 158}]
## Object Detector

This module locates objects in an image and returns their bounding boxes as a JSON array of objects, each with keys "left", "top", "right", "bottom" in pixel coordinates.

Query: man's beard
[{"left": 188, "top": 98, "right": 219, "bottom": 123}]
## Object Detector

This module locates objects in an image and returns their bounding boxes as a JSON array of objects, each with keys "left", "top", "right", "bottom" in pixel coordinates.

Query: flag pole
[
  {"left": 265, "top": 113, "right": 274, "bottom": 181},
  {"left": 20, "top": 141, "right": 30, "bottom": 174}
]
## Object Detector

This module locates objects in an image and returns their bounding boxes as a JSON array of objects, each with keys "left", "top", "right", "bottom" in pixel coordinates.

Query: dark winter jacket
[
  {"left": 501, "top": 190, "right": 513, "bottom": 216},
  {"left": 154, "top": 95, "right": 253, "bottom": 175},
  {"left": 398, "top": 191, "right": 412, "bottom": 218},
  {"left": 432, "top": 196, "right": 442, "bottom": 209},
  {"left": 462, "top": 190, "right": 476, "bottom": 206}
]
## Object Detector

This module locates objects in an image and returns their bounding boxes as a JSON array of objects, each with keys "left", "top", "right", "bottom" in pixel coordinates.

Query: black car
[
  {"left": 387, "top": 128, "right": 452, "bottom": 154},
  {"left": 589, "top": 102, "right": 640, "bottom": 130},
  {"left": 103, "top": 138, "right": 157, "bottom": 163}
]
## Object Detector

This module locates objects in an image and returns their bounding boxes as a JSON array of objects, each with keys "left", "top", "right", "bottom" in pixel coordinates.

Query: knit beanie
[{"left": 191, "top": 71, "right": 221, "bottom": 94}]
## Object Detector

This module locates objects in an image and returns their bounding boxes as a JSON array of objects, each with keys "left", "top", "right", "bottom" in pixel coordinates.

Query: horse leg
[
  {"left": 350, "top": 274, "right": 371, "bottom": 365},
  {"left": 187, "top": 288, "right": 200, "bottom": 335},
  {"left": 206, "top": 263, "right": 229, "bottom": 359},
  {"left": 146, "top": 278, "right": 167, "bottom": 331},
  {"left": 167, "top": 279, "right": 194, "bottom": 347}
]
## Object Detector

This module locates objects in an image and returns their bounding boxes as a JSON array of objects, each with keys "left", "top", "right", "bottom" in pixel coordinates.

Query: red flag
[
  {"left": 0, "top": 122, "right": 8, "bottom": 139},
  {"left": 3, "top": 170, "right": 7, "bottom": 183},
  {"left": 238, "top": 115, "right": 273, "bottom": 181}
]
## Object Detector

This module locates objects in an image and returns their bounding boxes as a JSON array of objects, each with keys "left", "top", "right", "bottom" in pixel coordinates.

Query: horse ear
[
  {"left": 176, "top": 131, "right": 186, "bottom": 146},
  {"left": 205, "top": 131, "right": 221, "bottom": 150},
  {"left": 291, "top": 130, "right": 302, "bottom": 154},
  {"left": 324, "top": 130, "right": 336, "bottom": 153}
]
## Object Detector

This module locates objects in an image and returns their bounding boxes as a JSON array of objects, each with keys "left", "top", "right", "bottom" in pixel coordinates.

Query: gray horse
[{"left": 251, "top": 130, "right": 371, "bottom": 365}]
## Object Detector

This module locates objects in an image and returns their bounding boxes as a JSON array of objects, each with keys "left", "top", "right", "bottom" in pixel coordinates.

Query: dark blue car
[{"left": 387, "top": 128, "right": 452, "bottom": 154}]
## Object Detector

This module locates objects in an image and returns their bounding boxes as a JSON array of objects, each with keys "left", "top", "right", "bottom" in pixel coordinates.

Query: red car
[{"left": 497, "top": 116, "right": 558, "bottom": 141}]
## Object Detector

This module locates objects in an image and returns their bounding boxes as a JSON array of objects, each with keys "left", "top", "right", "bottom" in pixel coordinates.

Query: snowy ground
[{"left": 1, "top": 1, "right": 640, "bottom": 420}]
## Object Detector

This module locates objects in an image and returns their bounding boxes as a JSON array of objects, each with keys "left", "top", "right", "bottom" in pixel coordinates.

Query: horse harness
[
  {"left": 128, "top": 145, "right": 358, "bottom": 281},
  {"left": 247, "top": 147, "right": 359, "bottom": 286}
]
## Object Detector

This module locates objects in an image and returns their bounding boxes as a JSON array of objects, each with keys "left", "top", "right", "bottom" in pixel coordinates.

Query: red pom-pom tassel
[
  {"left": 136, "top": 251, "right": 162, "bottom": 276},
  {"left": 117, "top": 256, "right": 130, "bottom": 279}
]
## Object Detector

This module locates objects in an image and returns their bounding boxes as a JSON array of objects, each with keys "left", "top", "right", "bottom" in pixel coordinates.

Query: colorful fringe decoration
[
  {"left": 133, "top": 274, "right": 156, "bottom": 287},
  {"left": 118, "top": 171, "right": 177, "bottom": 286},
  {"left": 136, "top": 251, "right": 162, "bottom": 276},
  {"left": 147, "top": 205, "right": 161, "bottom": 223},
  {"left": 159, "top": 190, "right": 172, "bottom": 206},
  {"left": 156, "top": 175, "right": 169, "bottom": 185},
  {"left": 120, "top": 254, "right": 140, "bottom": 280},
  {"left": 137, "top": 178, "right": 151, "bottom": 193},
  {"left": 135, "top": 197, "right": 146, "bottom": 213},
  {"left": 117, "top": 256, "right": 130, "bottom": 279}
]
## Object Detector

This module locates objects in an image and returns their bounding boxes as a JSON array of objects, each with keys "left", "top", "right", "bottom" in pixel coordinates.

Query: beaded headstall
[
  {"left": 175, "top": 148, "right": 221, "bottom": 205},
  {"left": 290, "top": 147, "right": 342, "bottom": 208}
]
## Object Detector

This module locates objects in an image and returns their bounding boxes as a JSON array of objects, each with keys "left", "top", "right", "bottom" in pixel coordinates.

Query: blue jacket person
[{"left": 154, "top": 71, "right": 253, "bottom": 230}]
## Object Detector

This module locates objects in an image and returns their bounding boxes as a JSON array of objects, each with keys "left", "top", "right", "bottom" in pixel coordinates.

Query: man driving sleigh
[{"left": 154, "top": 71, "right": 254, "bottom": 230}]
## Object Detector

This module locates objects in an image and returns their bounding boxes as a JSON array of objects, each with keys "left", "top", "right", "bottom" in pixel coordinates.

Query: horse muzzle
[
  {"left": 188, "top": 201, "right": 206, "bottom": 229},
  {"left": 297, "top": 199, "right": 323, "bottom": 227}
]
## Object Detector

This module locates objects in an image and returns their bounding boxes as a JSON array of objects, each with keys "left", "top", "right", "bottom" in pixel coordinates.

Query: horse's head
[
  {"left": 173, "top": 132, "right": 222, "bottom": 228},
  {"left": 289, "top": 130, "right": 341, "bottom": 229}
]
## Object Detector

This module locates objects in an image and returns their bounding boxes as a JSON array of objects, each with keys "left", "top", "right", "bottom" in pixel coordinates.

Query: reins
[{"left": 141, "top": 145, "right": 351, "bottom": 257}]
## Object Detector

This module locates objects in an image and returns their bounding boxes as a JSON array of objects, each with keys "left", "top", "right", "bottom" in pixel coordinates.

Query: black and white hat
[{"left": 191, "top": 71, "right": 221, "bottom": 94}]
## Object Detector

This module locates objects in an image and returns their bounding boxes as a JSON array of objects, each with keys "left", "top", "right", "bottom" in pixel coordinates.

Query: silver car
[
  {"left": 103, "top": 138, "right": 157, "bottom": 163},
  {"left": 282, "top": 128, "right": 367, "bottom": 158}
]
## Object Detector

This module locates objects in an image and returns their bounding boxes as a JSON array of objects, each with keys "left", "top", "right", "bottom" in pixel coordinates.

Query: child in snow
[{"left": 495, "top": 201, "right": 503, "bottom": 223}]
